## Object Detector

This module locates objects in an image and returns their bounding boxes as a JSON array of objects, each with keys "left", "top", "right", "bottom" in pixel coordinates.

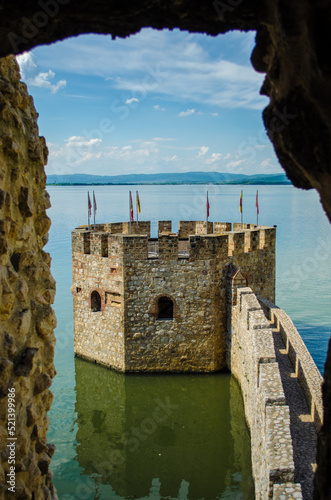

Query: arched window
[
  {"left": 91, "top": 290, "right": 101, "bottom": 312},
  {"left": 157, "top": 296, "right": 173, "bottom": 320}
]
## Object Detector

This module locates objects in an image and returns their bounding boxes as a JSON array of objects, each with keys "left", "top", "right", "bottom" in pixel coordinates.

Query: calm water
[{"left": 46, "top": 184, "right": 331, "bottom": 499}]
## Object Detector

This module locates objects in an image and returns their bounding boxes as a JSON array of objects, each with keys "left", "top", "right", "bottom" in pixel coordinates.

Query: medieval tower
[{"left": 71, "top": 220, "right": 276, "bottom": 372}]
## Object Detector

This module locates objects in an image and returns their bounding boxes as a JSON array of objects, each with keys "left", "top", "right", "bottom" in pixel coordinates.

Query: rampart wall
[
  {"left": 258, "top": 296, "right": 323, "bottom": 431},
  {"left": 229, "top": 287, "right": 299, "bottom": 498},
  {"left": 229, "top": 287, "right": 324, "bottom": 499}
]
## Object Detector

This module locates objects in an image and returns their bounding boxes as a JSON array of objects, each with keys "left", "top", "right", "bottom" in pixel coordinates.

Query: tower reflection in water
[{"left": 74, "top": 357, "right": 254, "bottom": 499}]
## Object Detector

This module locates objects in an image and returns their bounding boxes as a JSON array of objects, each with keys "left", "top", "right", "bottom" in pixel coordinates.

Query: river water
[{"left": 46, "top": 184, "right": 331, "bottom": 499}]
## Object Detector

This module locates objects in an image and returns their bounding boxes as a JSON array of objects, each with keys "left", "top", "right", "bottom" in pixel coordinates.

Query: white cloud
[
  {"left": 206, "top": 153, "right": 222, "bottom": 164},
  {"left": 178, "top": 109, "right": 195, "bottom": 117},
  {"left": 105, "top": 75, "right": 121, "bottom": 82},
  {"left": 261, "top": 158, "right": 271, "bottom": 168},
  {"left": 211, "top": 112, "right": 219, "bottom": 116},
  {"left": 164, "top": 155, "right": 178, "bottom": 162},
  {"left": 17, "top": 52, "right": 66, "bottom": 93},
  {"left": 32, "top": 29, "right": 267, "bottom": 109},
  {"left": 223, "top": 153, "right": 231, "bottom": 160},
  {"left": 226, "top": 159, "right": 245, "bottom": 169},
  {"left": 125, "top": 97, "right": 139, "bottom": 104},
  {"left": 65, "top": 136, "right": 102, "bottom": 148},
  {"left": 198, "top": 146, "right": 209, "bottom": 157},
  {"left": 47, "top": 136, "right": 162, "bottom": 175},
  {"left": 154, "top": 104, "right": 165, "bottom": 111},
  {"left": 47, "top": 136, "right": 103, "bottom": 171},
  {"left": 103, "top": 146, "right": 152, "bottom": 159},
  {"left": 152, "top": 137, "right": 176, "bottom": 142}
]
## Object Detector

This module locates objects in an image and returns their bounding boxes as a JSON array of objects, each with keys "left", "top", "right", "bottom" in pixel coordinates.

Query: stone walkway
[{"left": 271, "top": 329, "right": 317, "bottom": 499}]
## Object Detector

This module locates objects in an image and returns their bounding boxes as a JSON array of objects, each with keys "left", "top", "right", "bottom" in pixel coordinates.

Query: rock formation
[{"left": 0, "top": 56, "right": 57, "bottom": 499}]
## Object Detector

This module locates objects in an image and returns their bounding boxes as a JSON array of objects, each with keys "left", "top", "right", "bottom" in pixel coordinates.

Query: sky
[{"left": 17, "top": 29, "right": 284, "bottom": 178}]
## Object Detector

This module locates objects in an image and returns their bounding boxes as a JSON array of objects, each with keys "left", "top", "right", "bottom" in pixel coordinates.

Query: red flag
[
  {"left": 239, "top": 190, "right": 243, "bottom": 213},
  {"left": 88, "top": 192, "right": 92, "bottom": 217},
  {"left": 206, "top": 192, "right": 210, "bottom": 218},
  {"left": 130, "top": 191, "right": 134, "bottom": 222},
  {"left": 93, "top": 191, "right": 97, "bottom": 215},
  {"left": 256, "top": 190, "right": 259, "bottom": 215},
  {"left": 136, "top": 191, "right": 141, "bottom": 214}
]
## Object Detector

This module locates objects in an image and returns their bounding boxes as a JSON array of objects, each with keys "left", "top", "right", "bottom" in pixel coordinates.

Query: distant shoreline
[
  {"left": 47, "top": 181, "right": 291, "bottom": 186},
  {"left": 46, "top": 171, "right": 291, "bottom": 186}
]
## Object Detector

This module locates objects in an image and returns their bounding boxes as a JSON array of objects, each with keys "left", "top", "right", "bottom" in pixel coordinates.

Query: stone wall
[
  {"left": 72, "top": 231, "right": 125, "bottom": 371},
  {"left": 0, "top": 56, "right": 57, "bottom": 499},
  {"left": 78, "top": 221, "right": 151, "bottom": 236},
  {"left": 229, "top": 287, "right": 300, "bottom": 499},
  {"left": 259, "top": 296, "right": 323, "bottom": 431},
  {"left": 230, "top": 287, "right": 324, "bottom": 499},
  {"left": 122, "top": 234, "right": 224, "bottom": 372}
]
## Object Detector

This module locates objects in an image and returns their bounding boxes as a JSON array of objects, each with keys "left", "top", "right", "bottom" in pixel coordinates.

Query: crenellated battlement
[{"left": 72, "top": 221, "right": 276, "bottom": 260}]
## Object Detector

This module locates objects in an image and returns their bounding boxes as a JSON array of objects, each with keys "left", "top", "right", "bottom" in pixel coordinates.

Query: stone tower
[{"left": 71, "top": 221, "right": 276, "bottom": 372}]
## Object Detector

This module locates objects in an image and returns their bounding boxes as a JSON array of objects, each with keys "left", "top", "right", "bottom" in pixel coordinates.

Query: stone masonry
[
  {"left": 230, "top": 287, "right": 323, "bottom": 499},
  {"left": 0, "top": 56, "right": 57, "bottom": 499},
  {"left": 72, "top": 220, "right": 276, "bottom": 372}
]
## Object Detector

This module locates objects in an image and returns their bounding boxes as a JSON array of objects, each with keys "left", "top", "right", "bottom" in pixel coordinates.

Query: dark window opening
[
  {"left": 76, "top": 287, "right": 82, "bottom": 293},
  {"left": 157, "top": 296, "right": 174, "bottom": 320},
  {"left": 91, "top": 290, "right": 101, "bottom": 312}
]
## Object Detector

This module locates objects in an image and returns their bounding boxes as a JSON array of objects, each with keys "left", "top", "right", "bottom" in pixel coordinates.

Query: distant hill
[{"left": 46, "top": 172, "right": 291, "bottom": 185}]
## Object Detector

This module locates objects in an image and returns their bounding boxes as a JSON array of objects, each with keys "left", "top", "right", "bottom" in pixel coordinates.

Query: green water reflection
[{"left": 71, "top": 358, "right": 254, "bottom": 499}]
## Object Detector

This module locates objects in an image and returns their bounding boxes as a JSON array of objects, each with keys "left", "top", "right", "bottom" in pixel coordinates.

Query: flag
[
  {"left": 93, "top": 191, "right": 97, "bottom": 215},
  {"left": 206, "top": 192, "right": 210, "bottom": 218},
  {"left": 88, "top": 192, "right": 92, "bottom": 217},
  {"left": 256, "top": 190, "right": 259, "bottom": 215},
  {"left": 239, "top": 190, "right": 243, "bottom": 213},
  {"left": 137, "top": 191, "right": 141, "bottom": 214},
  {"left": 130, "top": 191, "right": 134, "bottom": 222}
]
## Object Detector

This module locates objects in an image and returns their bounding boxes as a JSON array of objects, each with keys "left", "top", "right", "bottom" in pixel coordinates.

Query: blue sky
[{"left": 17, "top": 29, "right": 284, "bottom": 178}]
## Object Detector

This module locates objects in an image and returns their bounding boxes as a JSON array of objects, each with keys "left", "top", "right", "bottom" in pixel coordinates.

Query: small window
[
  {"left": 76, "top": 287, "right": 82, "bottom": 293},
  {"left": 105, "top": 291, "right": 121, "bottom": 306},
  {"left": 158, "top": 296, "right": 173, "bottom": 320},
  {"left": 91, "top": 290, "right": 101, "bottom": 312}
]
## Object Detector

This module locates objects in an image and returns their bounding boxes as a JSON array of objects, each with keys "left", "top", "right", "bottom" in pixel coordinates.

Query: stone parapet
[
  {"left": 258, "top": 296, "right": 323, "bottom": 431},
  {"left": 229, "top": 287, "right": 301, "bottom": 499},
  {"left": 158, "top": 220, "right": 172, "bottom": 234}
]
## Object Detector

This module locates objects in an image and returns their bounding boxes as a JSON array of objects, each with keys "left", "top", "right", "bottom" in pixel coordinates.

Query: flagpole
[
  {"left": 129, "top": 191, "right": 131, "bottom": 234},
  {"left": 241, "top": 190, "right": 243, "bottom": 229},
  {"left": 256, "top": 189, "right": 259, "bottom": 226},
  {"left": 206, "top": 190, "right": 208, "bottom": 234},
  {"left": 87, "top": 191, "right": 90, "bottom": 230},
  {"left": 206, "top": 191, "right": 210, "bottom": 234},
  {"left": 136, "top": 191, "right": 139, "bottom": 233},
  {"left": 93, "top": 190, "right": 96, "bottom": 231}
]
